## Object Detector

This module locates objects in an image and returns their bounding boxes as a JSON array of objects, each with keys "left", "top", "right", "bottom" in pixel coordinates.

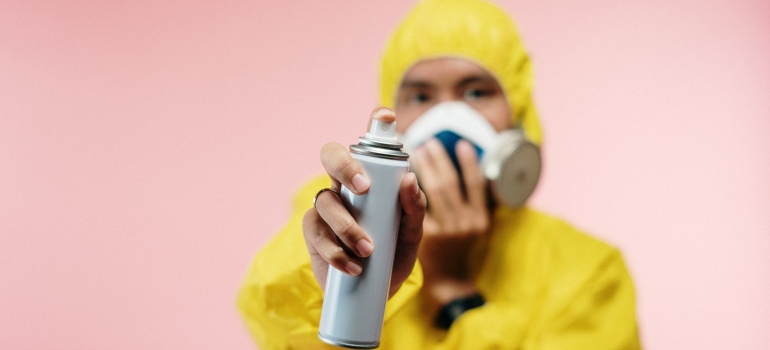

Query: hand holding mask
[{"left": 399, "top": 102, "right": 541, "bottom": 208}]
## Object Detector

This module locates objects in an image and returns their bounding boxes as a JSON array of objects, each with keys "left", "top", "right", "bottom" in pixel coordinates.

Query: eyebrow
[
  {"left": 457, "top": 75, "right": 497, "bottom": 87},
  {"left": 399, "top": 74, "right": 497, "bottom": 89},
  {"left": 399, "top": 80, "right": 433, "bottom": 89}
]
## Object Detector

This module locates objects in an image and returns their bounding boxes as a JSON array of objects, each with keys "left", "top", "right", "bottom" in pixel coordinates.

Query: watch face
[{"left": 496, "top": 142, "right": 541, "bottom": 207}]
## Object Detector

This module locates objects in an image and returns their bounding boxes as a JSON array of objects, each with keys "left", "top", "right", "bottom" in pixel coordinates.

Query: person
[{"left": 238, "top": 0, "right": 641, "bottom": 348}]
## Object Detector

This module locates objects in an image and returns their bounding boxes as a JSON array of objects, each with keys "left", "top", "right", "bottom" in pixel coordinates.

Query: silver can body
[{"left": 318, "top": 152, "right": 409, "bottom": 349}]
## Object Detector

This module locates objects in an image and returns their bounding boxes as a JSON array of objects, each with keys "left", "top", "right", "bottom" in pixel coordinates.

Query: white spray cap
[
  {"left": 350, "top": 109, "right": 408, "bottom": 160},
  {"left": 366, "top": 118, "right": 398, "bottom": 143}
]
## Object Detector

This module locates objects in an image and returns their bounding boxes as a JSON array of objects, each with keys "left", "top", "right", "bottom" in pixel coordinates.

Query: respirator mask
[{"left": 399, "top": 101, "right": 541, "bottom": 207}]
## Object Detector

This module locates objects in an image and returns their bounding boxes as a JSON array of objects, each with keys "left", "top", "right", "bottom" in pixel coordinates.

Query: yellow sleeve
[
  {"left": 434, "top": 249, "right": 640, "bottom": 350},
  {"left": 237, "top": 175, "right": 423, "bottom": 349}
]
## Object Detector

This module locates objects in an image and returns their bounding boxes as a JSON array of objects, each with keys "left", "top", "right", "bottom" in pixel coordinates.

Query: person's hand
[
  {"left": 411, "top": 138, "right": 492, "bottom": 311},
  {"left": 302, "top": 107, "right": 427, "bottom": 298}
]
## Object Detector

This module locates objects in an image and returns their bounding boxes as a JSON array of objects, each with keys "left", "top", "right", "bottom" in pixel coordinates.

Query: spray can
[{"left": 318, "top": 118, "right": 409, "bottom": 349}]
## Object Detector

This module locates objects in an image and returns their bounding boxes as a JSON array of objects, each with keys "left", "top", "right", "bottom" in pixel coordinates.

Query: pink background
[{"left": 1, "top": 0, "right": 768, "bottom": 349}]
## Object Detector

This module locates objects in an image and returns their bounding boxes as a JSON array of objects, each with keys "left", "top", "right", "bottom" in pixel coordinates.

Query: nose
[{"left": 436, "top": 90, "right": 461, "bottom": 104}]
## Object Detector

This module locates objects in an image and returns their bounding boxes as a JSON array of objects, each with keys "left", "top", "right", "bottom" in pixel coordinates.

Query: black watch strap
[{"left": 434, "top": 293, "right": 486, "bottom": 330}]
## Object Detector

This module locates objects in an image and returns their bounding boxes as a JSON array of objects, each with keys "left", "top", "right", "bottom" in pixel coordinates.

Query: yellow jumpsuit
[
  {"left": 238, "top": 176, "right": 641, "bottom": 349},
  {"left": 240, "top": 0, "right": 640, "bottom": 347}
]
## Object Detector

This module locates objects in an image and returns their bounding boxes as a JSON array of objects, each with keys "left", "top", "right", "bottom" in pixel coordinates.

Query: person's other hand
[
  {"left": 302, "top": 107, "right": 426, "bottom": 298},
  {"left": 412, "top": 138, "right": 491, "bottom": 310}
]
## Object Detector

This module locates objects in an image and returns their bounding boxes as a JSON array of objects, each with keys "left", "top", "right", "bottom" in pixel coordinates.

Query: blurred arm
[{"left": 434, "top": 249, "right": 640, "bottom": 349}]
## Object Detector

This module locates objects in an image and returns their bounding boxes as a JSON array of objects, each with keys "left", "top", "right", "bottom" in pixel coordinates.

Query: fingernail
[
  {"left": 356, "top": 239, "right": 374, "bottom": 257},
  {"left": 409, "top": 173, "right": 420, "bottom": 195},
  {"left": 456, "top": 140, "right": 473, "bottom": 158},
  {"left": 352, "top": 174, "right": 370, "bottom": 193},
  {"left": 373, "top": 108, "right": 396, "bottom": 123},
  {"left": 345, "top": 261, "right": 362, "bottom": 276},
  {"left": 412, "top": 147, "right": 423, "bottom": 160},
  {"left": 426, "top": 138, "right": 442, "bottom": 153},
  {"left": 416, "top": 145, "right": 430, "bottom": 160}
]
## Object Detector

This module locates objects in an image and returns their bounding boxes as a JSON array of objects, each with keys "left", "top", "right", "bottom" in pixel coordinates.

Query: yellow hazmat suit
[{"left": 239, "top": 0, "right": 640, "bottom": 348}]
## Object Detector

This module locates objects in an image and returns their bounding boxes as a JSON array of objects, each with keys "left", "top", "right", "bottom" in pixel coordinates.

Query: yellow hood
[{"left": 379, "top": 0, "right": 542, "bottom": 145}]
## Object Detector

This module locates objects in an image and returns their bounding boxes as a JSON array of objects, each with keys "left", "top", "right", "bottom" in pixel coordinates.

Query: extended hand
[{"left": 302, "top": 108, "right": 427, "bottom": 297}]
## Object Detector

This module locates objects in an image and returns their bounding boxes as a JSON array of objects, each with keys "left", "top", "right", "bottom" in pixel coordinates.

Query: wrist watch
[{"left": 434, "top": 293, "right": 486, "bottom": 330}]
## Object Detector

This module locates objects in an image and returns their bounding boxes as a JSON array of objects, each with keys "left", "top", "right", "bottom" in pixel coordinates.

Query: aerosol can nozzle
[{"left": 366, "top": 119, "right": 398, "bottom": 143}]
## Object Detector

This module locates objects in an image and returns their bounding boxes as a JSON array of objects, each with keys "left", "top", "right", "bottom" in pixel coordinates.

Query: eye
[
  {"left": 464, "top": 88, "right": 490, "bottom": 100},
  {"left": 409, "top": 92, "right": 430, "bottom": 104}
]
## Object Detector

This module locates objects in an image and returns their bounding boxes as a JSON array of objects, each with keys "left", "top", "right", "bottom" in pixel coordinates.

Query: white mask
[{"left": 398, "top": 101, "right": 541, "bottom": 207}]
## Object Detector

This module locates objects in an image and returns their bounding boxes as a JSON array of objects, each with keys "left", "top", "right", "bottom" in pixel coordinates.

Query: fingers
[
  {"left": 413, "top": 137, "right": 490, "bottom": 237},
  {"left": 310, "top": 107, "right": 402, "bottom": 286},
  {"left": 321, "top": 143, "right": 370, "bottom": 195},
  {"left": 304, "top": 172, "right": 425, "bottom": 296},
  {"left": 389, "top": 172, "right": 426, "bottom": 297},
  {"left": 367, "top": 107, "right": 396, "bottom": 131},
  {"left": 314, "top": 189, "right": 374, "bottom": 258},
  {"left": 456, "top": 140, "right": 486, "bottom": 209},
  {"left": 321, "top": 108, "right": 395, "bottom": 195},
  {"left": 372, "top": 107, "right": 396, "bottom": 123},
  {"left": 414, "top": 139, "right": 464, "bottom": 224},
  {"left": 398, "top": 172, "right": 426, "bottom": 245},
  {"left": 303, "top": 209, "right": 365, "bottom": 280}
]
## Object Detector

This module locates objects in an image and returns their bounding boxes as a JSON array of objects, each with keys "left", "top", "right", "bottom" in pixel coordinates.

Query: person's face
[{"left": 394, "top": 57, "right": 511, "bottom": 133}]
